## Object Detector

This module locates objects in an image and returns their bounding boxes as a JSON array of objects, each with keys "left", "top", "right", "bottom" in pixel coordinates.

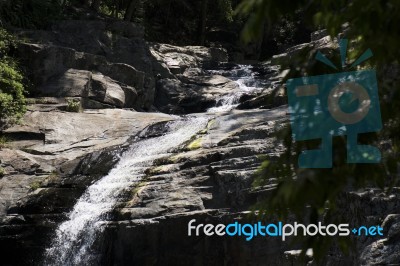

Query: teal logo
[{"left": 286, "top": 39, "right": 382, "bottom": 168}]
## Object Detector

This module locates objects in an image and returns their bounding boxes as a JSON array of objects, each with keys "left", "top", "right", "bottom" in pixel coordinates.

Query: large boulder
[
  {"left": 32, "top": 68, "right": 139, "bottom": 109},
  {"left": 16, "top": 20, "right": 155, "bottom": 110},
  {"left": 155, "top": 73, "right": 239, "bottom": 114},
  {"left": 360, "top": 214, "right": 400, "bottom": 265},
  {"left": 2, "top": 109, "right": 174, "bottom": 164},
  {"left": 16, "top": 21, "right": 230, "bottom": 113},
  {"left": 89, "top": 73, "right": 137, "bottom": 108},
  {"left": 37, "top": 69, "right": 91, "bottom": 97},
  {"left": 150, "top": 43, "right": 228, "bottom": 76}
]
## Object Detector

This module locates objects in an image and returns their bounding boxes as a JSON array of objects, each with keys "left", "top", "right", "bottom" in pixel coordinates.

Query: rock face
[
  {"left": 150, "top": 43, "right": 228, "bottom": 75},
  {"left": 150, "top": 44, "right": 241, "bottom": 114},
  {"left": 361, "top": 213, "right": 400, "bottom": 265},
  {"left": 155, "top": 73, "right": 239, "bottom": 114},
  {"left": 16, "top": 20, "right": 228, "bottom": 111},
  {"left": 100, "top": 107, "right": 288, "bottom": 265},
  {"left": 0, "top": 108, "right": 175, "bottom": 265},
  {"left": 1, "top": 22, "right": 399, "bottom": 266}
]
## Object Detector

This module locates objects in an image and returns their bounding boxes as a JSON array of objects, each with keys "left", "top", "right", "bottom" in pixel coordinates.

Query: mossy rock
[{"left": 186, "top": 137, "right": 203, "bottom": 150}]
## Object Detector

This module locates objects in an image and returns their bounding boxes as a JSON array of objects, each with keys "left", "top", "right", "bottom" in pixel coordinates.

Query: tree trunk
[
  {"left": 113, "top": 0, "right": 119, "bottom": 18},
  {"left": 198, "top": 0, "right": 208, "bottom": 45},
  {"left": 124, "top": 0, "right": 136, "bottom": 21},
  {"left": 91, "top": 0, "right": 101, "bottom": 11},
  {"left": 82, "top": 0, "right": 91, "bottom": 7}
]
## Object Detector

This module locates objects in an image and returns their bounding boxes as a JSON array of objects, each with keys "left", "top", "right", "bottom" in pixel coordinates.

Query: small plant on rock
[
  {"left": 66, "top": 99, "right": 81, "bottom": 112},
  {"left": 0, "top": 136, "right": 9, "bottom": 149},
  {"left": 30, "top": 181, "right": 41, "bottom": 191},
  {"left": 0, "top": 167, "right": 5, "bottom": 177}
]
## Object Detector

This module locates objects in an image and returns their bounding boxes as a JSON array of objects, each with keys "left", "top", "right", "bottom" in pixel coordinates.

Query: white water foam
[
  {"left": 207, "top": 64, "right": 266, "bottom": 113},
  {"left": 44, "top": 117, "right": 208, "bottom": 265},
  {"left": 45, "top": 64, "right": 265, "bottom": 265}
]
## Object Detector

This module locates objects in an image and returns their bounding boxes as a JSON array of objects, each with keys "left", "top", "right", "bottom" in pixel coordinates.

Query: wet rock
[
  {"left": 3, "top": 109, "right": 174, "bottom": 160},
  {"left": 270, "top": 35, "right": 335, "bottom": 67},
  {"left": 3, "top": 23, "right": 399, "bottom": 266},
  {"left": 150, "top": 43, "right": 230, "bottom": 113},
  {"left": 90, "top": 107, "right": 289, "bottom": 264},
  {"left": 102, "top": 210, "right": 290, "bottom": 266},
  {"left": 237, "top": 86, "right": 287, "bottom": 110},
  {"left": 155, "top": 74, "right": 239, "bottom": 114}
]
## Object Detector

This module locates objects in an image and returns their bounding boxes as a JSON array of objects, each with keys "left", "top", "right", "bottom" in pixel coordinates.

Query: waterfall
[
  {"left": 44, "top": 63, "right": 265, "bottom": 265},
  {"left": 207, "top": 64, "right": 269, "bottom": 113},
  {"left": 44, "top": 117, "right": 208, "bottom": 265}
]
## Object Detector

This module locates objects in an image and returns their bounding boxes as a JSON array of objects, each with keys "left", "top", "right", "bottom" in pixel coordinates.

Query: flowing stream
[
  {"left": 44, "top": 64, "right": 264, "bottom": 265},
  {"left": 44, "top": 117, "right": 208, "bottom": 265},
  {"left": 207, "top": 64, "right": 270, "bottom": 112}
]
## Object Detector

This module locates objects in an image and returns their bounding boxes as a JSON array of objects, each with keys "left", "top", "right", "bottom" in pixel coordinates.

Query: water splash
[
  {"left": 44, "top": 117, "right": 208, "bottom": 265},
  {"left": 207, "top": 64, "right": 269, "bottom": 113},
  {"left": 44, "top": 63, "right": 266, "bottom": 265}
]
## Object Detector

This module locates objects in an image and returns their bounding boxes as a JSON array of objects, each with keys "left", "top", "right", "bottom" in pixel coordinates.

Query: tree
[
  {"left": 237, "top": 0, "right": 400, "bottom": 260},
  {"left": 91, "top": 0, "right": 101, "bottom": 11},
  {"left": 198, "top": 0, "right": 208, "bottom": 45},
  {"left": 124, "top": 0, "right": 146, "bottom": 23},
  {"left": 82, "top": 0, "right": 91, "bottom": 7},
  {"left": 0, "top": 28, "right": 26, "bottom": 129}
]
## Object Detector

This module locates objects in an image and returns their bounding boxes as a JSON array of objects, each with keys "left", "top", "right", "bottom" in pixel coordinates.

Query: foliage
[
  {"left": 236, "top": 0, "right": 400, "bottom": 64},
  {"left": 98, "top": 2, "right": 124, "bottom": 19},
  {"left": 0, "top": 136, "right": 9, "bottom": 149},
  {"left": 66, "top": 99, "right": 81, "bottom": 112},
  {"left": 30, "top": 181, "right": 41, "bottom": 191},
  {"left": 0, "top": 166, "right": 5, "bottom": 177},
  {"left": 143, "top": 0, "right": 238, "bottom": 45},
  {"left": 0, "top": 0, "right": 63, "bottom": 29},
  {"left": 217, "top": 0, "right": 235, "bottom": 23},
  {"left": 44, "top": 171, "right": 59, "bottom": 185},
  {"left": 0, "top": 28, "right": 26, "bottom": 129},
  {"left": 237, "top": 0, "right": 400, "bottom": 260}
]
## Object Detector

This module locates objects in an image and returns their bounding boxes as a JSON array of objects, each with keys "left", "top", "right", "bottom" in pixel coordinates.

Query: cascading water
[
  {"left": 44, "top": 117, "right": 208, "bottom": 265},
  {"left": 44, "top": 63, "right": 267, "bottom": 265},
  {"left": 207, "top": 64, "right": 272, "bottom": 112}
]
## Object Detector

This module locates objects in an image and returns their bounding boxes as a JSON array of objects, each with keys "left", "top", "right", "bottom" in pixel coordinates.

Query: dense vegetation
[
  {"left": 238, "top": 0, "right": 400, "bottom": 260},
  {"left": 0, "top": 28, "right": 25, "bottom": 129},
  {"left": 0, "top": 0, "right": 309, "bottom": 59}
]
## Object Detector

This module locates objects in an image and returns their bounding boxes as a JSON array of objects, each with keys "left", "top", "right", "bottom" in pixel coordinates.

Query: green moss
[
  {"left": 187, "top": 137, "right": 203, "bottom": 150},
  {"left": 168, "top": 155, "right": 180, "bottom": 163},
  {"left": 147, "top": 165, "right": 166, "bottom": 175},
  {"left": 153, "top": 155, "right": 180, "bottom": 166},
  {"left": 186, "top": 118, "right": 215, "bottom": 150},
  {"left": 199, "top": 118, "right": 216, "bottom": 134},
  {"left": 132, "top": 181, "right": 148, "bottom": 195},
  {"left": 29, "top": 181, "right": 41, "bottom": 191}
]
